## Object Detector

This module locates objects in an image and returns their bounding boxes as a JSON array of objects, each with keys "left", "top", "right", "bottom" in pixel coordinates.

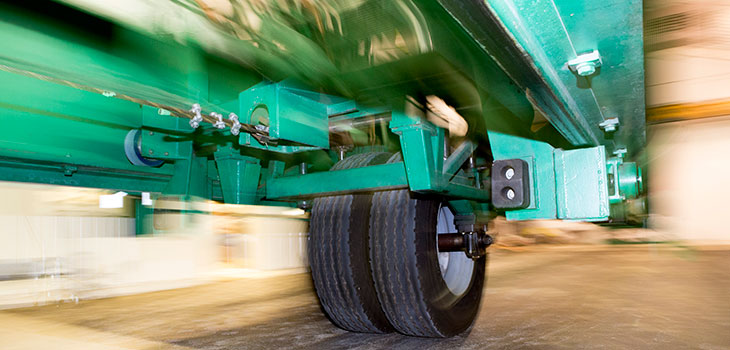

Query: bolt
[
  {"left": 62, "top": 165, "right": 77, "bottom": 177},
  {"left": 336, "top": 147, "right": 347, "bottom": 161},
  {"left": 506, "top": 188, "right": 515, "bottom": 200},
  {"left": 164, "top": 152, "right": 169, "bottom": 156},
  {"left": 479, "top": 234, "right": 494, "bottom": 248},
  {"left": 468, "top": 155, "right": 476, "bottom": 169},
  {"left": 568, "top": 50, "right": 602, "bottom": 77},
  {"left": 149, "top": 131, "right": 154, "bottom": 136},
  {"left": 613, "top": 148, "right": 627, "bottom": 158},
  {"left": 599, "top": 118, "right": 620, "bottom": 133},
  {"left": 505, "top": 167, "right": 515, "bottom": 180},
  {"left": 148, "top": 149, "right": 154, "bottom": 155},
  {"left": 575, "top": 62, "right": 596, "bottom": 76}
]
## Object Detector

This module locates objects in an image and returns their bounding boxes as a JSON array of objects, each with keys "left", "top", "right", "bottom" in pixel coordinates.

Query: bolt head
[
  {"left": 505, "top": 167, "right": 515, "bottom": 180},
  {"left": 576, "top": 62, "right": 596, "bottom": 76},
  {"left": 506, "top": 188, "right": 515, "bottom": 200}
]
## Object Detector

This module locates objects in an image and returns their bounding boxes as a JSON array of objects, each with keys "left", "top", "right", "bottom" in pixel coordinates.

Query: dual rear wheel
[{"left": 309, "top": 153, "right": 486, "bottom": 338}]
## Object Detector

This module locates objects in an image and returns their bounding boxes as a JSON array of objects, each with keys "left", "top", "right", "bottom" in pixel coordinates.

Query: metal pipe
[
  {"left": 438, "top": 232, "right": 494, "bottom": 259},
  {"left": 438, "top": 233, "right": 464, "bottom": 252}
]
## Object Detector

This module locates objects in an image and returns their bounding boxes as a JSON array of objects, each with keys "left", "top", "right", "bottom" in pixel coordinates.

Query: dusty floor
[{"left": 1, "top": 245, "right": 729, "bottom": 349}]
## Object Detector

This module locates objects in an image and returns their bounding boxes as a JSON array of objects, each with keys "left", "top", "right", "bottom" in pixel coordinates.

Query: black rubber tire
[
  {"left": 369, "top": 156, "right": 486, "bottom": 337},
  {"left": 309, "top": 152, "right": 393, "bottom": 333}
]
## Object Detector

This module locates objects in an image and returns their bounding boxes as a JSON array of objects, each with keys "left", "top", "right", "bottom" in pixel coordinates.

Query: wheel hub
[{"left": 436, "top": 206, "right": 478, "bottom": 296}]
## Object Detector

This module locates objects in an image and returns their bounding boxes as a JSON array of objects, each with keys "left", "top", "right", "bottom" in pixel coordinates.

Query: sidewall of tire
[
  {"left": 370, "top": 189, "right": 486, "bottom": 337},
  {"left": 413, "top": 195, "right": 486, "bottom": 336}
]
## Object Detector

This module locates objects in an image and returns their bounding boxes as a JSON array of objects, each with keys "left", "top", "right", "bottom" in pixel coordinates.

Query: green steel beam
[
  {"left": 0, "top": 71, "right": 177, "bottom": 173},
  {"left": 390, "top": 110, "right": 490, "bottom": 201},
  {"left": 0, "top": 157, "right": 171, "bottom": 193},
  {"left": 266, "top": 162, "right": 409, "bottom": 200},
  {"left": 266, "top": 160, "right": 489, "bottom": 201},
  {"left": 393, "top": 123, "right": 442, "bottom": 191},
  {"left": 437, "top": 182, "right": 490, "bottom": 202},
  {"left": 135, "top": 199, "right": 154, "bottom": 236},
  {"left": 443, "top": 140, "right": 476, "bottom": 179},
  {"left": 440, "top": 0, "right": 646, "bottom": 157}
]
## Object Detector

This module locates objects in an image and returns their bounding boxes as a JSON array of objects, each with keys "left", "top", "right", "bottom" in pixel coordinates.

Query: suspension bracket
[{"left": 438, "top": 231, "right": 493, "bottom": 259}]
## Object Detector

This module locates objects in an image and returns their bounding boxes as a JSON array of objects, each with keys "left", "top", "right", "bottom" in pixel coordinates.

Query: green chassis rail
[{"left": 0, "top": 0, "right": 645, "bottom": 224}]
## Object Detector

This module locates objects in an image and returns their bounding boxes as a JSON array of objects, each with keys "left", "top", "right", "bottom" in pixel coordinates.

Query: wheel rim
[{"left": 436, "top": 205, "right": 475, "bottom": 297}]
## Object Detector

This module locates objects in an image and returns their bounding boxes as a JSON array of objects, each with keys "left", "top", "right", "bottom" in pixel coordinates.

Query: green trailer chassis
[{"left": 0, "top": 0, "right": 645, "bottom": 224}]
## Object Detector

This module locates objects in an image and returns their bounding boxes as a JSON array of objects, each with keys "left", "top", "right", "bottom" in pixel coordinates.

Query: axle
[{"left": 438, "top": 232, "right": 494, "bottom": 259}]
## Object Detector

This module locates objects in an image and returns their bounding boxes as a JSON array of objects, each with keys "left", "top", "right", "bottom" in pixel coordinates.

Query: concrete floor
[{"left": 1, "top": 245, "right": 729, "bottom": 349}]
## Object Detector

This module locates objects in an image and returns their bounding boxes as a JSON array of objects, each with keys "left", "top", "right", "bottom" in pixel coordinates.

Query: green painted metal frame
[
  {"left": 390, "top": 110, "right": 489, "bottom": 201},
  {"left": 488, "top": 131, "right": 558, "bottom": 220},
  {"left": 554, "top": 147, "right": 610, "bottom": 221},
  {"left": 438, "top": 0, "right": 646, "bottom": 159},
  {"left": 265, "top": 102, "right": 489, "bottom": 202},
  {"left": 488, "top": 130, "right": 640, "bottom": 222},
  {"left": 266, "top": 162, "right": 408, "bottom": 199},
  {"left": 607, "top": 157, "right": 642, "bottom": 204},
  {"left": 0, "top": 3, "right": 262, "bottom": 200},
  {"left": 0, "top": 1, "right": 646, "bottom": 224},
  {"left": 238, "top": 81, "right": 331, "bottom": 149},
  {"left": 214, "top": 146, "right": 262, "bottom": 205}
]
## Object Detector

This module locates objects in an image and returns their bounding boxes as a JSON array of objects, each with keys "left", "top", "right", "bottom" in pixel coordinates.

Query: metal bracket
[
  {"left": 437, "top": 231, "right": 493, "bottom": 260},
  {"left": 489, "top": 131, "right": 611, "bottom": 221},
  {"left": 599, "top": 117, "right": 619, "bottom": 132},
  {"left": 568, "top": 50, "right": 602, "bottom": 77},
  {"left": 391, "top": 110, "right": 489, "bottom": 201},
  {"left": 607, "top": 157, "right": 642, "bottom": 204}
]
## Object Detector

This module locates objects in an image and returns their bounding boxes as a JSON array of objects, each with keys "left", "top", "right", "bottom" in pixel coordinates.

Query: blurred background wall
[
  {"left": 645, "top": 0, "right": 730, "bottom": 241},
  {"left": 0, "top": 183, "right": 308, "bottom": 309}
]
